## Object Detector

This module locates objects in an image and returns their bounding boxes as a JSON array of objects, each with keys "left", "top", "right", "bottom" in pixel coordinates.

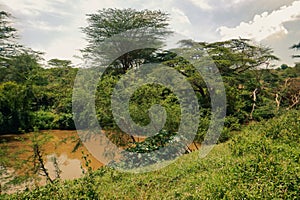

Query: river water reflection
[{"left": 0, "top": 130, "right": 103, "bottom": 193}]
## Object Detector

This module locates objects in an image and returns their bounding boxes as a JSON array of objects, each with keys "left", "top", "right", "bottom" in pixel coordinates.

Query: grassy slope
[{"left": 2, "top": 110, "right": 299, "bottom": 199}]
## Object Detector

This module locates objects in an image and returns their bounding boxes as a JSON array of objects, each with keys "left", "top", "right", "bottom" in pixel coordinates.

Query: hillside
[{"left": 2, "top": 110, "right": 299, "bottom": 199}]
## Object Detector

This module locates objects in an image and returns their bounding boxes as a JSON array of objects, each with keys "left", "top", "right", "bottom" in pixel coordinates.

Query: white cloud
[
  {"left": 1, "top": 0, "right": 298, "bottom": 66},
  {"left": 188, "top": 0, "right": 212, "bottom": 10},
  {"left": 37, "top": 36, "right": 85, "bottom": 65},
  {"left": 2, "top": 0, "right": 79, "bottom": 35},
  {"left": 171, "top": 8, "right": 191, "bottom": 25},
  {"left": 168, "top": 8, "right": 193, "bottom": 37},
  {"left": 26, "top": 21, "right": 67, "bottom": 32},
  {"left": 2, "top": 0, "right": 72, "bottom": 16},
  {"left": 188, "top": 0, "right": 253, "bottom": 10},
  {"left": 218, "top": 0, "right": 300, "bottom": 41},
  {"left": 229, "top": 0, "right": 249, "bottom": 4}
]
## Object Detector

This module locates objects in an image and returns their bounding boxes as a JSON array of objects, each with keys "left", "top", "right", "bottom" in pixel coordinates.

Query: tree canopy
[
  {"left": 193, "top": 39, "right": 279, "bottom": 75},
  {"left": 81, "top": 8, "right": 172, "bottom": 73},
  {"left": 47, "top": 58, "right": 73, "bottom": 68},
  {"left": 291, "top": 42, "right": 300, "bottom": 58},
  {"left": 0, "top": 8, "right": 300, "bottom": 196},
  {"left": 0, "top": 9, "right": 297, "bottom": 136},
  {"left": 0, "top": 11, "right": 19, "bottom": 65}
]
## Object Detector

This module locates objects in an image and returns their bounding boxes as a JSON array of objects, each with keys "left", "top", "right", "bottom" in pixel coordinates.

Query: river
[
  {"left": 0, "top": 130, "right": 103, "bottom": 193},
  {"left": 0, "top": 130, "right": 200, "bottom": 193}
]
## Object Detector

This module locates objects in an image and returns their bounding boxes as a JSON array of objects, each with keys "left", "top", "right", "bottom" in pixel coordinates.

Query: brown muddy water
[
  {"left": 0, "top": 130, "right": 200, "bottom": 194},
  {"left": 0, "top": 130, "right": 104, "bottom": 193}
]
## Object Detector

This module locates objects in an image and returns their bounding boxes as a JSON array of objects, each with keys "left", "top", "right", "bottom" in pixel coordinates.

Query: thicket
[
  {"left": 1, "top": 51, "right": 299, "bottom": 139},
  {"left": 0, "top": 8, "right": 300, "bottom": 197},
  {"left": 1, "top": 9, "right": 299, "bottom": 143},
  {"left": 1, "top": 110, "right": 299, "bottom": 199}
]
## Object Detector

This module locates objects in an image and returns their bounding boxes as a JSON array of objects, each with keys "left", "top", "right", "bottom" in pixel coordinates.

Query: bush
[
  {"left": 0, "top": 82, "right": 33, "bottom": 133},
  {"left": 224, "top": 110, "right": 300, "bottom": 198},
  {"left": 54, "top": 113, "right": 75, "bottom": 130},
  {"left": 33, "top": 110, "right": 56, "bottom": 130},
  {"left": 2, "top": 111, "right": 300, "bottom": 199}
]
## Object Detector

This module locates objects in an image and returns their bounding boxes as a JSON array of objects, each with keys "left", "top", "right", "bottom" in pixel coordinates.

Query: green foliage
[
  {"left": 281, "top": 63, "right": 289, "bottom": 70},
  {"left": 291, "top": 42, "right": 300, "bottom": 59},
  {"left": 32, "top": 111, "right": 75, "bottom": 130},
  {"left": 0, "top": 81, "right": 33, "bottom": 133},
  {"left": 0, "top": 11, "right": 19, "bottom": 64},
  {"left": 33, "top": 110, "right": 56, "bottom": 130},
  {"left": 95, "top": 72, "right": 182, "bottom": 134},
  {"left": 54, "top": 113, "right": 75, "bottom": 130},
  {"left": 109, "top": 130, "right": 179, "bottom": 170},
  {"left": 1, "top": 8, "right": 300, "bottom": 199},
  {"left": 82, "top": 8, "right": 172, "bottom": 73},
  {"left": 0, "top": 9, "right": 296, "bottom": 138},
  {"left": 47, "top": 59, "right": 72, "bottom": 68},
  {"left": 2, "top": 111, "right": 299, "bottom": 199},
  {"left": 225, "top": 110, "right": 300, "bottom": 198},
  {"left": 0, "top": 130, "right": 56, "bottom": 193},
  {"left": 127, "top": 130, "right": 176, "bottom": 153},
  {"left": 181, "top": 39, "right": 279, "bottom": 75},
  {"left": 0, "top": 54, "right": 78, "bottom": 133},
  {"left": 2, "top": 53, "right": 41, "bottom": 83}
]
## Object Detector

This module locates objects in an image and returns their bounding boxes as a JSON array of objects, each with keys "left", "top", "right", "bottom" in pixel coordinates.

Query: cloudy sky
[{"left": 1, "top": 0, "right": 300, "bottom": 66}]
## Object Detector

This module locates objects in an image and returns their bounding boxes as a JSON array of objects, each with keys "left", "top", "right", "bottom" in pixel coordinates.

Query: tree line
[{"left": 0, "top": 8, "right": 299, "bottom": 144}]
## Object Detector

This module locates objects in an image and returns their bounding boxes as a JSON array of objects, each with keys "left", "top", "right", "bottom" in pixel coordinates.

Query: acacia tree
[
  {"left": 196, "top": 39, "right": 279, "bottom": 75},
  {"left": 166, "top": 39, "right": 278, "bottom": 93},
  {"left": 203, "top": 39, "right": 278, "bottom": 119},
  {"left": 0, "top": 11, "right": 27, "bottom": 65},
  {"left": 167, "top": 39, "right": 279, "bottom": 122},
  {"left": 0, "top": 11, "right": 18, "bottom": 65},
  {"left": 81, "top": 8, "right": 172, "bottom": 73},
  {"left": 291, "top": 42, "right": 300, "bottom": 58},
  {"left": 47, "top": 59, "right": 72, "bottom": 68}
]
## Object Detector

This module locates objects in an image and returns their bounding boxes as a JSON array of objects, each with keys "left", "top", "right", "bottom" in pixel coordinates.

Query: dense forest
[{"left": 0, "top": 8, "right": 299, "bottom": 199}]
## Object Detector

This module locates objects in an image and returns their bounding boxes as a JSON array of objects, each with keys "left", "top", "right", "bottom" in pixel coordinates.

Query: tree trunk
[{"left": 250, "top": 88, "right": 258, "bottom": 120}]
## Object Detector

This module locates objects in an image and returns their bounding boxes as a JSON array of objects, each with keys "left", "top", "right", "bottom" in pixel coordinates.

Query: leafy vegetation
[
  {"left": 0, "top": 7, "right": 299, "bottom": 198},
  {"left": 1, "top": 110, "right": 299, "bottom": 199},
  {"left": 81, "top": 8, "right": 172, "bottom": 73},
  {"left": 291, "top": 42, "right": 300, "bottom": 58}
]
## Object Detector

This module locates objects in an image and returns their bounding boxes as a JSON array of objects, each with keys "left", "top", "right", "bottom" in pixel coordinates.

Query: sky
[{"left": 1, "top": 0, "right": 300, "bottom": 66}]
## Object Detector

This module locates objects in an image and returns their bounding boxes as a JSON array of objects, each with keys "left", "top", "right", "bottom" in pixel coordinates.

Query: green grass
[{"left": 2, "top": 110, "right": 299, "bottom": 199}]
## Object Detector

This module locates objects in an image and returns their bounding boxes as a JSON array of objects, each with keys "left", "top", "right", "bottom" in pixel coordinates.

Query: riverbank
[
  {"left": 2, "top": 110, "right": 299, "bottom": 199},
  {"left": 0, "top": 130, "right": 103, "bottom": 193},
  {"left": 0, "top": 129, "right": 201, "bottom": 194}
]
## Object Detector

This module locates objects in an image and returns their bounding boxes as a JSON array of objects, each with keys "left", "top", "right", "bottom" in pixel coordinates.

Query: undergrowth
[{"left": 1, "top": 110, "right": 299, "bottom": 199}]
